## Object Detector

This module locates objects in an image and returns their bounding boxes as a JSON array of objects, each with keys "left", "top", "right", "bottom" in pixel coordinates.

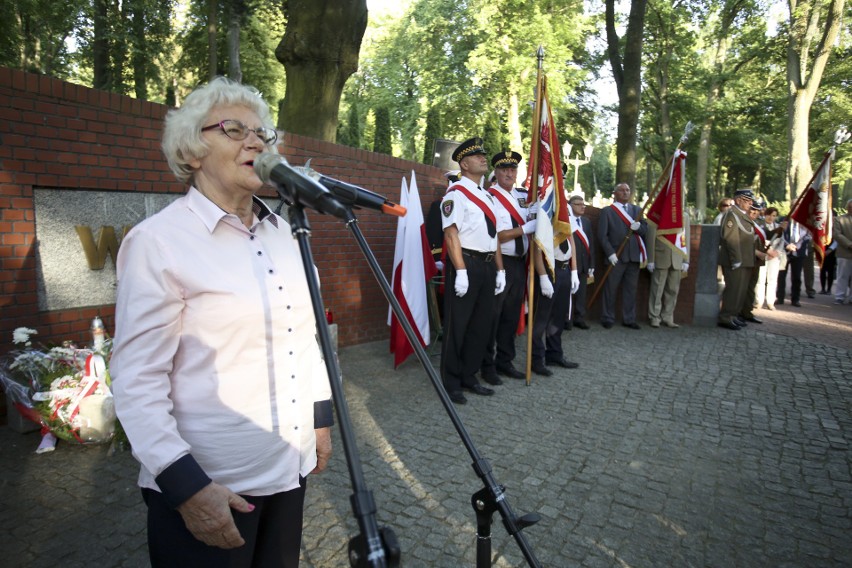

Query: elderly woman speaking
[{"left": 111, "top": 77, "right": 333, "bottom": 568}]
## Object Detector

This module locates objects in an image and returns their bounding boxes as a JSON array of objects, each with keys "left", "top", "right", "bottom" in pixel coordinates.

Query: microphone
[
  {"left": 253, "top": 153, "right": 349, "bottom": 219},
  {"left": 304, "top": 172, "right": 407, "bottom": 217}
]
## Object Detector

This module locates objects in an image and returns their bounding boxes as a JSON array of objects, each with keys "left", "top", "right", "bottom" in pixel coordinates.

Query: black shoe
[
  {"left": 819, "top": 290, "right": 829, "bottom": 295},
  {"left": 547, "top": 358, "right": 579, "bottom": 369},
  {"left": 622, "top": 322, "right": 640, "bottom": 330},
  {"left": 717, "top": 321, "right": 741, "bottom": 330},
  {"left": 449, "top": 391, "right": 467, "bottom": 404},
  {"left": 531, "top": 363, "right": 553, "bottom": 376},
  {"left": 807, "top": 291, "right": 816, "bottom": 298},
  {"left": 496, "top": 364, "right": 524, "bottom": 380},
  {"left": 482, "top": 373, "right": 503, "bottom": 386},
  {"left": 791, "top": 301, "right": 802, "bottom": 307},
  {"left": 734, "top": 318, "right": 747, "bottom": 327},
  {"left": 463, "top": 383, "right": 495, "bottom": 396},
  {"left": 602, "top": 321, "right": 613, "bottom": 329},
  {"left": 744, "top": 315, "right": 763, "bottom": 324},
  {"left": 574, "top": 321, "right": 590, "bottom": 330}
]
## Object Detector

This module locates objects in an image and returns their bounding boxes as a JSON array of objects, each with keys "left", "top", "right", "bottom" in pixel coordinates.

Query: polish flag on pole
[{"left": 389, "top": 171, "right": 438, "bottom": 367}]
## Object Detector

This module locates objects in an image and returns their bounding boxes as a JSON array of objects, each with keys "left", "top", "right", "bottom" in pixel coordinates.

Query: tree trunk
[
  {"left": 227, "top": 0, "right": 244, "bottom": 82},
  {"left": 92, "top": 0, "right": 110, "bottom": 90},
  {"left": 276, "top": 0, "right": 367, "bottom": 142},
  {"left": 785, "top": 0, "right": 845, "bottom": 201},
  {"left": 207, "top": 0, "right": 218, "bottom": 80},
  {"left": 606, "top": 0, "right": 648, "bottom": 192},
  {"left": 131, "top": 1, "right": 148, "bottom": 100}
]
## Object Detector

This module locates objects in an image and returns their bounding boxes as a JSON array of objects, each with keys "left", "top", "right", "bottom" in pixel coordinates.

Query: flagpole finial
[
  {"left": 679, "top": 121, "right": 696, "bottom": 145},
  {"left": 536, "top": 46, "right": 545, "bottom": 69},
  {"left": 834, "top": 125, "right": 850, "bottom": 146}
]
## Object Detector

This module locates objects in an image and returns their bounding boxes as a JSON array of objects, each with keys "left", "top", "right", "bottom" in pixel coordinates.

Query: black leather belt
[
  {"left": 462, "top": 248, "right": 495, "bottom": 262},
  {"left": 555, "top": 260, "right": 571, "bottom": 270}
]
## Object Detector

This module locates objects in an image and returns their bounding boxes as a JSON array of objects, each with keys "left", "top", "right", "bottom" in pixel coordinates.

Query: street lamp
[{"left": 562, "top": 141, "right": 594, "bottom": 194}]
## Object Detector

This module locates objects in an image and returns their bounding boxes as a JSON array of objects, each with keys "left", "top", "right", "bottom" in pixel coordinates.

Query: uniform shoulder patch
[
  {"left": 442, "top": 200, "right": 454, "bottom": 217},
  {"left": 726, "top": 220, "right": 734, "bottom": 228}
]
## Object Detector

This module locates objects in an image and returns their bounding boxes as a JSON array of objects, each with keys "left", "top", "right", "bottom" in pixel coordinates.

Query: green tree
[
  {"left": 422, "top": 106, "right": 442, "bottom": 165},
  {"left": 373, "top": 106, "right": 392, "bottom": 155},
  {"left": 0, "top": 0, "right": 84, "bottom": 76}
]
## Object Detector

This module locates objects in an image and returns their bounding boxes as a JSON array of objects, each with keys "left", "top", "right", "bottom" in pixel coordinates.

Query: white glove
[
  {"left": 630, "top": 221, "right": 640, "bottom": 231},
  {"left": 539, "top": 274, "right": 554, "bottom": 298},
  {"left": 608, "top": 253, "right": 618, "bottom": 266},
  {"left": 454, "top": 269, "right": 469, "bottom": 297},
  {"left": 495, "top": 270, "right": 506, "bottom": 295},
  {"left": 527, "top": 202, "right": 539, "bottom": 216},
  {"left": 435, "top": 260, "right": 444, "bottom": 271},
  {"left": 588, "top": 268, "right": 594, "bottom": 277},
  {"left": 732, "top": 262, "right": 741, "bottom": 270},
  {"left": 682, "top": 262, "right": 689, "bottom": 272},
  {"left": 570, "top": 270, "right": 580, "bottom": 295},
  {"left": 522, "top": 219, "right": 537, "bottom": 234},
  {"left": 646, "top": 262, "right": 655, "bottom": 273}
]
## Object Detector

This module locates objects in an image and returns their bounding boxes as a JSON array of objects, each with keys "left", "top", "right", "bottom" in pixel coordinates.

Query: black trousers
[
  {"left": 482, "top": 255, "right": 526, "bottom": 372},
  {"left": 143, "top": 477, "right": 307, "bottom": 568},
  {"left": 531, "top": 265, "right": 571, "bottom": 363},
  {"left": 442, "top": 255, "right": 496, "bottom": 394}
]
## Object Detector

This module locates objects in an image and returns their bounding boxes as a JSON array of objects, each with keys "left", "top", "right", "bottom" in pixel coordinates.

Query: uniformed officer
[
  {"left": 568, "top": 194, "right": 594, "bottom": 329},
  {"left": 718, "top": 188, "right": 756, "bottom": 330},
  {"left": 740, "top": 200, "right": 773, "bottom": 324},
  {"left": 441, "top": 137, "right": 506, "bottom": 404},
  {"left": 481, "top": 150, "right": 536, "bottom": 382}
]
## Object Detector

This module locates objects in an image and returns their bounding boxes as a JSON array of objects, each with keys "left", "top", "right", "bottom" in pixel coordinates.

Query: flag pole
[
  {"left": 524, "top": 46, "right": 546, "bottom": 386},
  {"left": 587, "top": 121, "right": 695, "bottom": 309}
]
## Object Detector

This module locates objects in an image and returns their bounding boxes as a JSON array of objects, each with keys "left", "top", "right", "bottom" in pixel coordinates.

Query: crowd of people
[{"left": 715, "top": 191, "right": 852, "bottom": 331}]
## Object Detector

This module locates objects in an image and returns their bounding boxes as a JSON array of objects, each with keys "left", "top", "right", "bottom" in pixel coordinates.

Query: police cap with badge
[
  {"left": 452, "top": 137, "right": 487, "bottom": 163},
  {"left": 491, "top": 150, "right": 522, "bottom": 169},
  {"left": 734, "top": 188, "right": 755, "bottom": 201}
]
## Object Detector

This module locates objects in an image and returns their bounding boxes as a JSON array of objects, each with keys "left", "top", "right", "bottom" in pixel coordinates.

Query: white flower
[{"left": 13, "top": 327, "right": 38, "bottom": 346}]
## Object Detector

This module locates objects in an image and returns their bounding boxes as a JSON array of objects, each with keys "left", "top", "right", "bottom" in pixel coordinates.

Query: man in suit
[
  {"left": 781, "top": 220, "right": 811, "bottom": 308},
  {"left": 568, "top": 194, "right": 594, "bottom": 329},
  {"left": 718, "top": 188, "right": 756, "bottom": 329},
  {"left": 645, "top": 207, "right": 690, "bottom": 328},
  {"left": 597, "top": 183, "right": 648, "bottom": 329},
  {"left": 833, "top": 198, "right": 852, "bottom": 304}
]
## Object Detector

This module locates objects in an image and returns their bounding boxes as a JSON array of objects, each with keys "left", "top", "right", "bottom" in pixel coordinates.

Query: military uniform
[
  {"left": 645, "top": 215, "right": 690, "bottom": 327},
  {"left": 481, "top": 151, "right": 531, "bottom": 381},
  {"left": 718, "top": 189, "right": 756, "bottom": 328},
  {"left": 440, "top": 138, "right": 501, "bottom": 402}
]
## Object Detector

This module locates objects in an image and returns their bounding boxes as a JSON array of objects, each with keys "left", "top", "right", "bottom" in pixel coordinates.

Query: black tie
[
  {"left": 478, "top": 187, "right": 497, "bottom": 238},
  {"left": 559, "top": 240, "right": 569, "bottom": 253},
  {"left": 511, "top": 217, "right": 523, "bottom": 255}
]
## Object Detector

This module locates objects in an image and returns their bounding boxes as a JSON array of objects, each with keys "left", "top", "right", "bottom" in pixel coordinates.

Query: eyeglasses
[{"left": 201, "top": 119, "right": 278, "bottom": 146}]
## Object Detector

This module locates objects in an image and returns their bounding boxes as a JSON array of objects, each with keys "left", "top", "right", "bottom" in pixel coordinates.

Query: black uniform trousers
[
  {"left": 482, "top": 254, "right": 526, "bottom": 375},
  {"left": 531, "top": 263, "right": 571, "bottom": 364},
  {"left": 572, "top": 271, "right": 588, "bottom": 325},
  {"left": 740, "top": 262, "right": 763, "bottom": 318},
  {"left": 143, "top": 476, "right": 307, "bottom": 568},
  {"left": 442, "top": 254, "right": 496, "bottom": 395}
]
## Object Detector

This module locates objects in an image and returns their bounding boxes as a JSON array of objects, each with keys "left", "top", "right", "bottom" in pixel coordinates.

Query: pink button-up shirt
[{"left": 111, "top": 187, "right": 331, "bottom": 498}]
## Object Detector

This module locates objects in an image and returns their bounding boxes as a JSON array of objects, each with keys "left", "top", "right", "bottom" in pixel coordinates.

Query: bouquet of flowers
[{"left": 1, "top": 327, "right": 117, "bottom": 449}]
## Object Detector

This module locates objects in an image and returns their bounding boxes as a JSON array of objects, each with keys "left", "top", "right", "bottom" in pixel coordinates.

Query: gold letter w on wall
[{"left": 75, "top": 226, "right": 132, "bottom": 270}]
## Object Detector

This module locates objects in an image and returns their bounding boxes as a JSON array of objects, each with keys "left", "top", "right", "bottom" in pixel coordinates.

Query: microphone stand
[
  {"left": 343, "top": 213, "right": 543, "bottom": 567},
  {"left": 274, "top": 179, "right": 542, "bottom": 567},
  {"left": 279, "top": 191, "right": 399, "bottom": 568}
]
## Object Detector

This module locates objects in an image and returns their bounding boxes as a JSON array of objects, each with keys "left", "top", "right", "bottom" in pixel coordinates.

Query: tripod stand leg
[{"left": 473, "top": 487, "right": 495, "bottom": 568}]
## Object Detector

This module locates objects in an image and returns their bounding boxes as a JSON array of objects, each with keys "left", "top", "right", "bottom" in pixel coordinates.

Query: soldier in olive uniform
[{"left": 718, "top": 189, "right": 756, "bottom": 330}]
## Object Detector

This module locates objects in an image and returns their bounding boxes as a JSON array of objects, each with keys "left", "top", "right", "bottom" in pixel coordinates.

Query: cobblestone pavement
[{"left": 1, "top": 309, "right": 850, "bottom": 567}]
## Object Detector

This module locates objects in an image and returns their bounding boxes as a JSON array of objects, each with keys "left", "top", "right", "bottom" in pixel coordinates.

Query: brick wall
[{"left": 0, "top": 67, "right": 447, "bottom": 354}]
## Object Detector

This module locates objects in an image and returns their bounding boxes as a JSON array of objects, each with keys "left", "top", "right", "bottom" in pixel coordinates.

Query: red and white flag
[
  {"left": 526, "top": 81, "right": 571, "bottom": 274},
  {"left": 646, "top": 149, "right": 688, "bottom": 259},
  {"left": 790, "top": 150, "right": 834, "bottom": 265},
  {"left": 389, "top": 171, "right": 438, "bottom": 367}
]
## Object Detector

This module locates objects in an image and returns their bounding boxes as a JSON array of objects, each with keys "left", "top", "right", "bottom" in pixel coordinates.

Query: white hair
[{"left": 162, "top": 77, "right": 277, "bottom": 185}]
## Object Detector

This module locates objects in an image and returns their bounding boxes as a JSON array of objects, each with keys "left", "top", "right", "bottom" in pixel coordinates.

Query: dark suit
[
  {"left": 780, "top": 223, "right": 811, "bottom": 304},
  {"left": 571, "top": 216, "right": 594, "bottom": 325},
  {"left": 597, "top": 203, "right": 648, "bottom": 325}
]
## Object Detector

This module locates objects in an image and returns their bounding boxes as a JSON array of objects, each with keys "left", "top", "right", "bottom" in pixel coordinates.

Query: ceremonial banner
[
  {"left": 389, "top": 172, "right": 438, "bottom": 367},
  {"left": 790, "top": 150, "right": 834, "bottom": 265},
  {"left": 528, "top": 80, "right": 571, "bottom": 274},
  {"left": 646, "top": 149, "right": 688, "bottom": 259}
]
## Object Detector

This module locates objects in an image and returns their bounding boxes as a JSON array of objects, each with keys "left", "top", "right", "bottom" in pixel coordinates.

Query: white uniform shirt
[
  {"left": 489, "top": 184, "right": 530, "bottom": 257},
  {"left": 111, "top": 187, "right": 332, "bottom": 497},
  {"left": 441, "top": 176, "right": 499, "bottom": 253}
]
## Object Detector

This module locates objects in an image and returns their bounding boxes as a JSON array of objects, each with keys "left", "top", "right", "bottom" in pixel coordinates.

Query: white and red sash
[
  {"left": 611, "top": 204, "right": 647, "bottom": 264},
  {"left": 448, "top": 184, "right": 496, "bottom": 230},
  {"left": 754, "top": 224, "right": 767, "bottom": 246},
  {"left": 488, "top": 187, "right": 526, "bottom": 228},
  {"left": 572, "top": 216, "right": 590, "bottom": 256}
]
